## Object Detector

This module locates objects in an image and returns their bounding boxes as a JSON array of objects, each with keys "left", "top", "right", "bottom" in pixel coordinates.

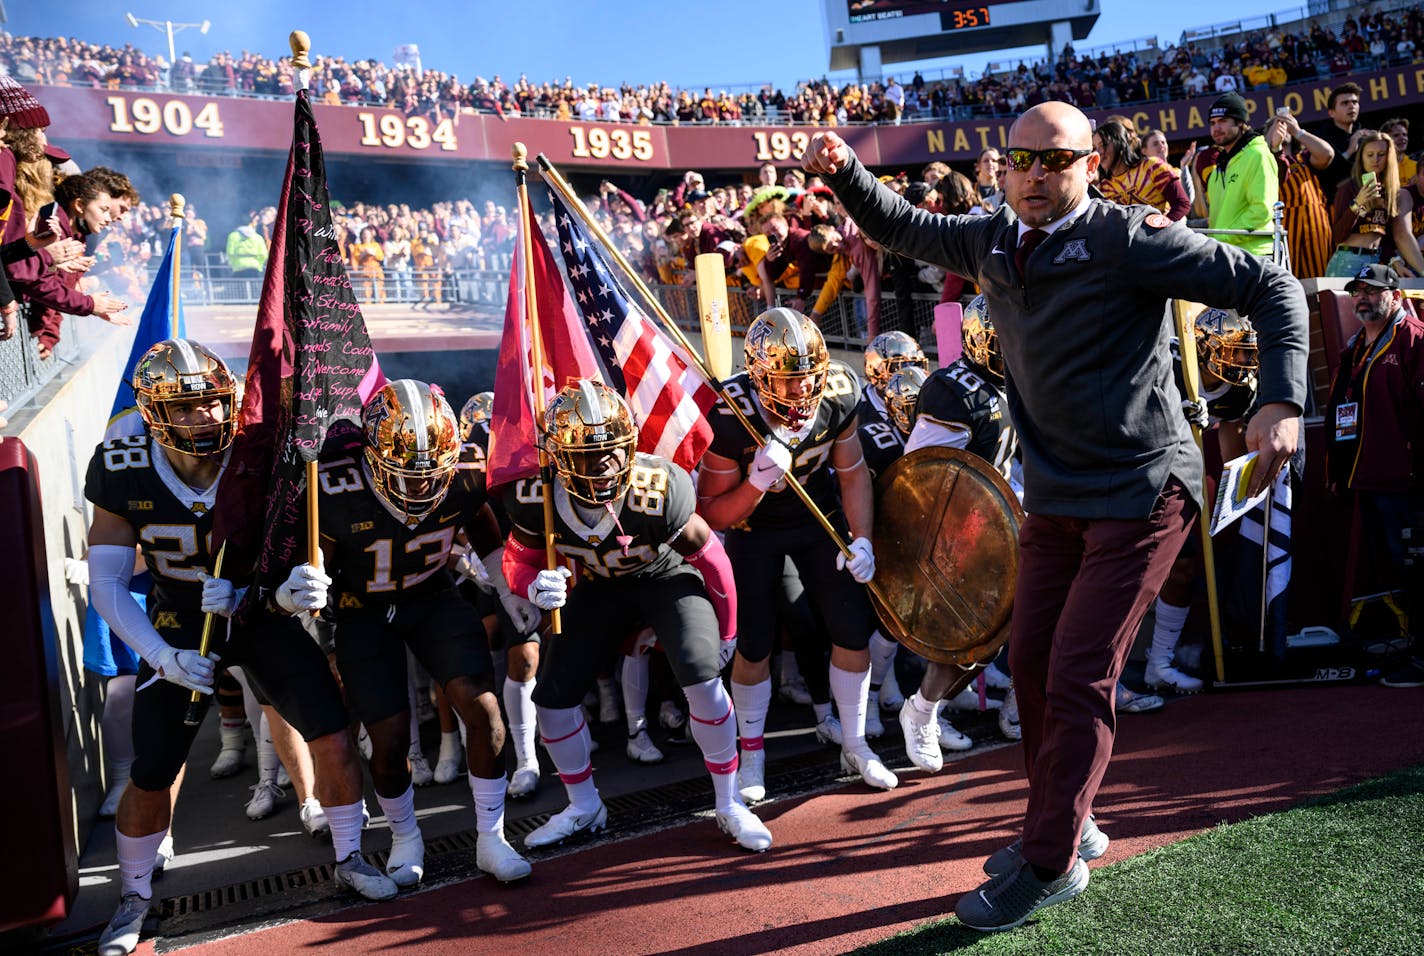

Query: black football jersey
[
  {"left": 858, "top": 420, "right": 905, "bottom": 481},
  {"left": 454, "top": 419, "right": 508, "bottom": 533},
  {"left": 84, "top": 434, "right": 224, "bottom": 611},
  {"left": 503, "top": 453, "right": 694, "bottom": 581},
  {"left": 855, "top": 384, "right": 890, "bottom": 427},
  {"left": 705, "top": 361, "right": 861, "bottom": 530},
  {"left": 316, "top": 431, "right": 485, "bottom": 604},
  {"left": 914, "top": 359, "right": 1017, "bottom": 480}
]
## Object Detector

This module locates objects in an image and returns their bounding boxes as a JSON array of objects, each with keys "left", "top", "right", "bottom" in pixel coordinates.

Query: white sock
[
  {"left": 469, "top": 773, "right": 507, "bottom": 834},
  {"left": 730, "top": 679, "right": 771, "bottom": 750},
  {"left": 1151, "top": 599, "right": 1191, "bottom": 664},
  {"left": 325, "top": 801, "right": 366, "bottom": 862},
  {"left": 101, "top": 675, "right": 136, "bottom": 774},
  {"left": 684, "top": 678, "right": 739, "bottom": 813},
  {"left": 813, "top": 701, "right": 833, "bottom": 723},
  {"left": 230, "top": 667, "right": 264, "bottom": 741},
  {"left": 437, "top": 730, "right": 462, "bottom": 765},
  {"left": 868, "top": 630, "right": 898, "bottom": 690},
  {"left": 536, "top": 705, "right": 601, "bottom": 812},
  {"left": 219, "top": 716, "right": 246, "bottom": 750},
  {"left": 256, "top": 712, "right": 279, "bottom": 784},
  {"left": 375, "top": 784, "right": 419, "bottom": 840},
  {"left": 910, "top": 690, "right": 939, "bottom": 716},
  {"left": 502, "top": 677, "right": 536, "bottom": 769},
  {"left": 620, "top": 653, "right": 651, "bottom": 735},
  {"left": 116, "top": 828, "right": 166, "bottom": 899},
  {"left": 828, "top": 663, "right": 871, "bottom": 749}
]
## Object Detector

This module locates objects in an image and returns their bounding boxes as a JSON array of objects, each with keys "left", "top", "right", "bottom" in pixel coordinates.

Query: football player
[
  {"left": 698, "top": 307, "right": 898, "bottom": 802},
  {"left": 277, "top": 380, "right": 533, "bottom": 889},
  {"left": 860, "top": 330, "right": 929, "bottom": 427},
  {"left": 1149, "top": 308, "right": 1261, "bottom": 694},
  {"left": 898, "top": 299, "right": 1021, "bottom": 772},
  {"left": 450, "top": 390, "right": 544, "bottom": 796},
  {"left": 504, "top": 381, "right": 772, "bottom": 852},
  {"left": 90, "top": 341, "right": 396, "bottom": 956}
]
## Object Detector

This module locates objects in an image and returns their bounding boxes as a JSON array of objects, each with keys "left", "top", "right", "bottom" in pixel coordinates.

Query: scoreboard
[{"left": 826, "top": 0, "right": 1101, "bottom": 71}]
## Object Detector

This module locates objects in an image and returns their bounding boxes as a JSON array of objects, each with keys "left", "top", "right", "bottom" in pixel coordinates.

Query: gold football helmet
[
  {"left": 884, "top": 366, "right": 928, "bottom": 436},
  {"left": 545, "top": 379, "right": 637, "bottom": 505},
  {"left": 1195, "top": 308, "right": 1258, "bottom": 386},
  {"left": 864, "top": 331, "right": 928, "bottom": 395},
  {"left": 361, "top": 379, "right": 461, "bottom": 519},
  {"left": 744, "top": 307, "right": 830, "bottom": 428},
  {"left": 459, "top": 391, "right": 494, "bottom": 441},
  {"left": 132, "top": 338, "right": 238, "bottom": 456},
  {"left": 961, "top": 295, "right": 1004, "bottom": 384}
]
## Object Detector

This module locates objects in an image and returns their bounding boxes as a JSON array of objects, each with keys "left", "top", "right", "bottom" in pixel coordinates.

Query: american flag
[{"left": 549, "top": 191, "right": 716, "bottom": 471}]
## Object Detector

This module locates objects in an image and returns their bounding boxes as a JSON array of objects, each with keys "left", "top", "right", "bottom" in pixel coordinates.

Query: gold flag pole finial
[
  {"left": 512, "top": 142, "right": 529, "bottom": 172},
  {"left": 289, "top": 31, "right": 312, "bottom": 71},
  {"left": 169, "top": 193, "right": 186, "bottom": 220}
]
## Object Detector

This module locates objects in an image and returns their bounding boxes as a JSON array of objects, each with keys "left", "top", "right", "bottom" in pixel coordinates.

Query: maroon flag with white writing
[{"left": 212, "top": 90, "right": 385, "bottom": 620}]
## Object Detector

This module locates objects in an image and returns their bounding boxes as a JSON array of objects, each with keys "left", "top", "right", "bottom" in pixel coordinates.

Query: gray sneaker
[
  {"left": 983, "top": 814, "right": 1109, "bottom": 877},
  {"left": 334, "top": 852, "right": 399, "bottom": 901},
  {"left": 97, "top": 892, "right": 151, "bottom": 956},
  {"left": 956, "top": 857, "right": 1089, "bottom": 932}
]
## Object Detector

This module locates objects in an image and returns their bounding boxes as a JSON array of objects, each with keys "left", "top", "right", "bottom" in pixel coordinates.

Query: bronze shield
[{"left": 870, "top": 446, "right": 1025, "bottom": 666}]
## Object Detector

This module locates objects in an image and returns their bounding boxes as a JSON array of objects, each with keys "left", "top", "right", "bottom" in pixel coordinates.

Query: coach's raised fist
[{"left": 803, "top": 131, "right": 850, "bottom": 176}]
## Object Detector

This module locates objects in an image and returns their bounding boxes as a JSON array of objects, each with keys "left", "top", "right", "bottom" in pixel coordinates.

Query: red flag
[
  {"left": 486, "top": 206, "right": 599, "bottom": 492},
  {"left": 211, "top": 91, "right": 385, "bottom": 612}
]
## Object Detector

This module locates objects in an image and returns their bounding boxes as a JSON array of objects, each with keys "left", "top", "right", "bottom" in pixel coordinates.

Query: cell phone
[
  {"left": 1362, "top": 171, "right": 1377, "bottom": 187},
  {"left": 34, "top": 201, "right": 57, "bottom": 238},
  {"left": 1276, "top": 106, "right": 1291, "bottom": 116}
]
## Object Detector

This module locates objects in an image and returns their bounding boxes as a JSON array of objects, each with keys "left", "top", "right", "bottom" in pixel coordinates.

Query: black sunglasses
[{"left": 1004, "top": 148, "right": 1093, "bottom": 172}]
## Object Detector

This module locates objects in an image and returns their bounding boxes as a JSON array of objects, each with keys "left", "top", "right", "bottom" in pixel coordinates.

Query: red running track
[{"left": 153, "top": 685, "right": 1424, "bottom": 955}]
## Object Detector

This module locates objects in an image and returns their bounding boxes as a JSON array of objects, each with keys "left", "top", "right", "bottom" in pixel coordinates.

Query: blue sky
[{"left": 10, "top": 0, "right": 1274, "bottom": 91}]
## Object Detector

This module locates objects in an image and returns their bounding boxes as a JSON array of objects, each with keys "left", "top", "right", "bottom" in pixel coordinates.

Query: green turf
[{"left": 855, "top": 763, "right": 1424, "bottom": 956}]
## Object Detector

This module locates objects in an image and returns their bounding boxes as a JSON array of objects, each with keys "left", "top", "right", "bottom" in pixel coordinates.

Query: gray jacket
[{"left": 827, "top": 152, "right": 1309, "bottom": 519}]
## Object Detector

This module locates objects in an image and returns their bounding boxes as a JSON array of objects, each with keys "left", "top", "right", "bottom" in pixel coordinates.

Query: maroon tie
[{"left": 1015, "top": 228, "right": 1049, "bottom": 276}]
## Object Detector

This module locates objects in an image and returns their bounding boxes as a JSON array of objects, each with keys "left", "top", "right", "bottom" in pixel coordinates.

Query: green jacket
[
  {"left": 226, "top": 226, "right": 268, "bottom": 273},
  {"left": 1206, "top": 133, "right": 1278, "bottom": 258}
]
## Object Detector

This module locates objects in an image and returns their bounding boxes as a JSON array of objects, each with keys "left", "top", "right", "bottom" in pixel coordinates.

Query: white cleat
[
  {"left": 409, "top": 750, "right": 435, "bottom": 787},
  {"left": 245, "top": 780, "right": 283, "bottom": 820},
  {"left": 998, "top": 687, "right": 1022, "bottom": 741},
  {"left": 476, "top": 831, "right": 532, "bottom": 882},
  {"left": 626, "top": 728, "right": 665, "bottom": 764},
  {"left": 1144, "top": 660, "right": 1204, "bottom": 694},
  {"left": 982, "top": 662, "right": 1013, "bottom": 690},
  {"left": 525, "top": 801, "right": 608, "bottom": 848},
  {"left": 99, "top": 779, "right": 127, "bottom": 819},
  {"left": 778, "top": 677, "right": 813, "bottom": 706},
  {"left": 434, "top": 752, "right": 462, "bottom": 785},
  {"left": 878, "top": 678, "right": 906, "bottom": 713},
  {"left": 356, "top": 724, "right": 373, "bottom": 760},
  {"left": 97, "top": 892, "right": 150, "bottom": 956},
  {"left": 385, "top": 830, "right": 425, "bottom": 887},
  {"left": 300, "top": 798, "right": 330, "bottom": 838},
  {"left": 507, "top": 765, "right": 540, "bottom": 799},
  {"left": 209, "top": 744, "right": 245, "bottom": 779},
  {"left": 841, "top": 746, "right": 898, "bottom": 790},
  {"left": 597, "top": 681, "right": 621, "bottom": 724},
  {"left": 864, "top": 700, "right": 885, "bottom": 739},
  {"left": 659, "top": 701, "right": 690, "bottom": 744},
  {"left": 335, "top": 852, "right": 399, "bottom": 900},
  {"left": 937, "top": 714, "right": 974, "bottom": 752},
  {"left": 814, "top": 714, "right": 843, "bottom": 746},
  {"left": 716, "top": 803, "right": 773, "bottom": 852},
  {"left": 737, "top": 748, "right": 766, "bottom": 803},
  {"left": 942, "top": 685, "right": 1001, "bottom": 713},
  {"left": 152, "top": 834, "right": 174, "bottom": 876},
  {"left": 899, "top": 701, "right": 943, "bottom": 773}
]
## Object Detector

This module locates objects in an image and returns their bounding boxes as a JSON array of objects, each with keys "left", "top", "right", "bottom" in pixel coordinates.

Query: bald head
[{"left": 1005, "top": 102, "right": 1099, "bottom": 228}]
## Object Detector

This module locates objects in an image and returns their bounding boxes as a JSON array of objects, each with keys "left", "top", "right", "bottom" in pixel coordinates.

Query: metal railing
[
  {"left": 1190, "top": 202, "right": 1293, "bottom": 272},
  {"left": 0, "top": 305, "right": 97, "bottom": 412}
]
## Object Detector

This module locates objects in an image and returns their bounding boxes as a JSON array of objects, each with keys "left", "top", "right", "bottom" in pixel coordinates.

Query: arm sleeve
[
  {"left": 684, "top": 533, "right": 737, "bottom": 642},
  {"left": 1331, "top": 182, "right": 1360, "bottom": 245},
  {"left": 1159, "top": 168, "right": 1192, "bottom": 221},
  {"left": 813, "top": 254, "right": 848, "bottom": 316},
  {"left": 0, "top": 237, "right": 38, "bottom": 264},
  {"left": 4, "top": 250, "right": 96, "bottom": 315},
  {"left": 88, "top": 544, "right": 170, "bottom": 667},
  {"left": 501, "top": 532, "right": 545, "bottom": 600}
]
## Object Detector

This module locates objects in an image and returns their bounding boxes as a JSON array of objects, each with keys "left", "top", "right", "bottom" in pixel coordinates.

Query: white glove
[
  {"left": 275, "top": 563, "right": 331, "bottom": 614},
  {"left": 748, "top": 440, "right": 793, "bottom": 492},
  {"left": 199, "top": 574, "right": 245, "bottom": 618},
  {"left": 718, "top": 636, "right": 738, "bottom": 670},
  {"left": 474, "top": 547, "right": 542, "bottom": 633},
  {"left": 64, "top": 557, "right": 90, "bottom": 586},
  {"left": 836, "top": 536, "right": 876, "bottom": 584},
  {"left": 1181, "top": 398, "right": 1209, "bottom": 430},
  {"left": 528, "top": 566, "right": 572, "bottom": 611},
  {"left": 151, "top": 645, "right": 216, "bottom": 694},
  {"left": 499, "top": 592, "right": 543, "bottom": 634},
  {"left": 453, "top": 545, "right": 496, "bottom": 594}
]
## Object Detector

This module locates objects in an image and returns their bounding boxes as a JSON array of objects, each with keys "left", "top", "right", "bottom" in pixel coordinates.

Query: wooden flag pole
[
  {"left": 1173, "top": 299, "right": 1227, "bottom": 683},
  {"left": 536, "top": 153, "right": 909, "bottom": 641},
  {"left": 168, "top": 193, "right": 185, "bottom": 331},
  {"left": 185, "top": 543, "right": 227, "bottom": 726},
  {"left": 514, "top": 143, "right": 561, "bottom": 635}
]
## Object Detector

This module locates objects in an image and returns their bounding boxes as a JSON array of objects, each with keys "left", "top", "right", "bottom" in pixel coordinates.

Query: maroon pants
[{"left": 1007, "top": 478, "right": 1197, "bottom": 874}]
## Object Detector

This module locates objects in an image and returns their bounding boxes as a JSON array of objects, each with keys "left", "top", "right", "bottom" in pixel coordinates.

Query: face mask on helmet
[
  {"left": 362, "top": 379, "right": 461, "bottom": 519},
  {"left": 745, "top": 307, "right": 830, "bottom": 429},
  {"left": 1196, "top": 309, "right": 1258, "bottom": 386},
  {"left": 546, "top": 380, "right": 637, "bottom": 506},
  {"left": 133, "top": 338, "right": 238, "bottom": 456},
  {"left": 884, "top": 366, "right": 927, "bottom": 436},
  {"left": 961, "top": 295, "right": 1004, "bottom": 383},
  {"left": 459, "top": 391, "right": 494, "bottom": 441},
  {"left": 864, "top": 330, "right": 928, "bottom": 396}
]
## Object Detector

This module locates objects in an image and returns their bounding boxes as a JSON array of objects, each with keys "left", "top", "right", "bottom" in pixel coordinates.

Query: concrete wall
[{"left": 14, "top": 317, "right": 139, "bottom": 853}]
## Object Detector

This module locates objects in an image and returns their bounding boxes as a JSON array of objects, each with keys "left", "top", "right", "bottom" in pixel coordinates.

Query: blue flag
[{"left": 108, "top": 221, "right": 187, "bottom": 421}]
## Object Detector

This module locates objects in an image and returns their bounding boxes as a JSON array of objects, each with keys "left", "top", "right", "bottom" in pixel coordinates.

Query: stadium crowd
[{"left": 5, "top": 4, "right": 1424, "bottom": 125}]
